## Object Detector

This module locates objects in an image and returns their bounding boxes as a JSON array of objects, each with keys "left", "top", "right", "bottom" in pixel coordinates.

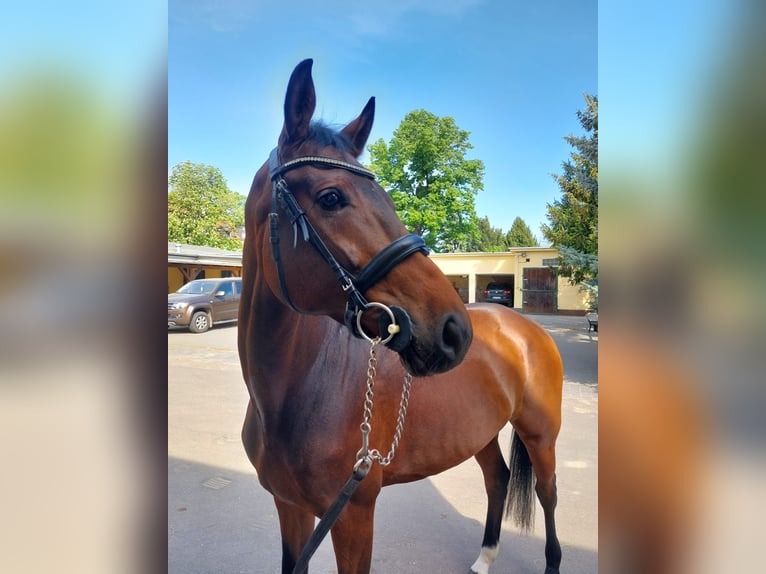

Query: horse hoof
[{"left": 544, "top": 568, "right": 560, "bottom": 574}]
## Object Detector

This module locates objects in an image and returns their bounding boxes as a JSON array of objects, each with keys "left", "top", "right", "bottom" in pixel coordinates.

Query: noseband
[{"left": 268, "top": 148, "right": 428, "bottom": 350}]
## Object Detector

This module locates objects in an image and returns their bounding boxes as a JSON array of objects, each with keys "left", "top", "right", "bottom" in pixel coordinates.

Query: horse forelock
[{"left": 301, "top": 121, "right": 355, "bottom": 155}]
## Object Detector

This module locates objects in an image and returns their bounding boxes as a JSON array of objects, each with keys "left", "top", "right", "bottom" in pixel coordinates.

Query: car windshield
[{"left": 177, "top": 280, "right": 218, "bottom": 295}]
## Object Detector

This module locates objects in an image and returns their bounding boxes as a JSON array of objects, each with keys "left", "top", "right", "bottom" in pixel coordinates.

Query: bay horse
[{"left": 238, "top": 59, "right": 563, "bottom": 574}]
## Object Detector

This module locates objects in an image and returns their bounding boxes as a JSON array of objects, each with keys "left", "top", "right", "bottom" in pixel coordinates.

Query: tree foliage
[
  {"left": 556, "top": 244, "right": 598, "bottom": 282},
  {"left": 558, "top": 245, "right": 599, "bottom": 311},
  {"left": 506, "top": 216, "right": 539, "bottom": 247},
  {"left": 468, "top": 215, "right": 538, "bottom": 252},
  {"left": 168, "top": 161, "right": 245, "bottom": 250},
  {"left": 542, "top": 94, "right": 598, "bottom": 288},
  {"left": 469, "top": 216, "right": 506, "bottom": 252},
  {"left": 367, "top": 110, "right": 484, "bottom": 252}
]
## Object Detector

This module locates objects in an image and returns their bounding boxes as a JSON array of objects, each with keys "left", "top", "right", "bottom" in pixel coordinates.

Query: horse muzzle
[
  {"left": 401, "top": 311, "right": 473, "bottom": 376},
  {"left": 350, "top": 300, "right": 472, "bottom": 376}
]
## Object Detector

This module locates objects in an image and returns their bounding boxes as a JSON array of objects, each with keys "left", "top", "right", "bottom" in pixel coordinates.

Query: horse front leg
[
  {"left": 275, "top": 498, "right": 315, "bottom": 574},
  {"left": 329, "top": 497, "right": 378, "bottom": 574}
]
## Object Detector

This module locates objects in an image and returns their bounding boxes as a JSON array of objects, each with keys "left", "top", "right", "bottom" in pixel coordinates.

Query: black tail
[{"left": 505, "top": 431, "right": 535, "bottom": 533}]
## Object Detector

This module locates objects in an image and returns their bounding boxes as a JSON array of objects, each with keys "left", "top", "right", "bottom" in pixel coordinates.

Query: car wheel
[{"left": 189, "top": 310, "right": 211, "bottom": 333}]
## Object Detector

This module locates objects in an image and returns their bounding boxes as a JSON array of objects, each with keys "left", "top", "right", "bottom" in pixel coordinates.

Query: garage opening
[{"left": 477, "top": 274, "right": 515, "bottom": 307}]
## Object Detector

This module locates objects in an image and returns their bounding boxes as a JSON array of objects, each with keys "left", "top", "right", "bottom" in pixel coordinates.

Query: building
[
  {"left": 430, "top": 247, "right": 588, "bottom": 314},
  {"left": 168, "top": 243, "right": 590, "bottom": 314}
]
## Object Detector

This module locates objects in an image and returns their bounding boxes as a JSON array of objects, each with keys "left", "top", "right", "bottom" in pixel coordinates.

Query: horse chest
[
  {"left": 255, "top": 419, "right": 357, "bottom": 511},
  {"left": 254, "top": 381, "right": 354, "bottom": 463}
]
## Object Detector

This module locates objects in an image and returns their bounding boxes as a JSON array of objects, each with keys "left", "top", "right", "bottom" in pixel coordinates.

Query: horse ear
[
  {"left": 340, "top": 97, "right": 375, "bottom": 158},
  {"left": 279, "top": 59, "right": 316, "bottom": 149}
]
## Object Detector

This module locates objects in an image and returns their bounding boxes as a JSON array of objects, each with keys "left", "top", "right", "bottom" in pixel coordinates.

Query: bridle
[{"left": 268, "top": 147, "right": 428, "bottom": 351}]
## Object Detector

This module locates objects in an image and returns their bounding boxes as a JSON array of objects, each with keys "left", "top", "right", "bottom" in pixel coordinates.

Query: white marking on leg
[{"left": 469, "top": 544, "right": 499, "bottom": 574}]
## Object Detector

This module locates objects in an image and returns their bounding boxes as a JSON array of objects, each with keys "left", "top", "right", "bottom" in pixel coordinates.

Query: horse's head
[{"left": 246, "top": 59, "right": 472, "bottom": 376}]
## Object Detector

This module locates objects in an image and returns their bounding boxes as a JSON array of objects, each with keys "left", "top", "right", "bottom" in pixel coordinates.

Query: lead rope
[{"left": 291, "top": 338, "right": 413, "bottom": 574}]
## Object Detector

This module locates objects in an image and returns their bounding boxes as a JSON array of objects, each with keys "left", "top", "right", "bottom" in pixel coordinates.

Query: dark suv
[
  {"left": 168, "top": 277, "right": 242, "bottom": 333},
  {"left": 483, "top": 281, "right": 513, "bottom": 306}
]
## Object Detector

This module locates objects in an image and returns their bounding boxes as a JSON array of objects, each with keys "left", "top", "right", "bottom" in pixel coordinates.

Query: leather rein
[{"left": 268, "top": 147, "right": 428, "bottom": 350}]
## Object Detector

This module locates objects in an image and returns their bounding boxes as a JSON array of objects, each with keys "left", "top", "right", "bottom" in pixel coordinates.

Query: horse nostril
[{"left": 439, "top": 314, "right": 467, "bottom": 361}]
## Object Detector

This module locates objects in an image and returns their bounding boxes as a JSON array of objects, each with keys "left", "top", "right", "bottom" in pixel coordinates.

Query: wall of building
[
  {"left": 167, "top": 265, "right": 241, "bottom": 293},
  {"left": 557, "top": 277, "right": 591, "bottom": 311},
  {"left": 168, "top": 267, "right": 184, "bottom": 293}
]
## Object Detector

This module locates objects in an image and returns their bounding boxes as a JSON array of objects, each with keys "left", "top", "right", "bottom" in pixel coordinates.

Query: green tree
[
  {"left": 468, "top": 215, "right": 539, "bottom": 252},
  {"left": 168, "top": 161, "right": 245, "bottom": 250},
  {"left": 542, "top": 94, "right": 598, "bottom": 295},
  {"left": 468, "top": 216, "right": 507, "bottom": 252},
  {"left": 558, "top": 245, "right": 598, "bottom": 310},
  {"left": 506, "top": 216, "right": 539, "bottom": 247},
  {"left": 367, "top": 109, "right": 484, "bottom": 252}
]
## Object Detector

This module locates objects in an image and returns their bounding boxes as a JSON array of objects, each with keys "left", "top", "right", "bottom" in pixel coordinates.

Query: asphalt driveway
[{"left": 168, "top": 313, "right": 597, "bottom": 573}]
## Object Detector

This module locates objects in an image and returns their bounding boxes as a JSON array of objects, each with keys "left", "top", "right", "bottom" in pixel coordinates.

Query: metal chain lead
[{"left": 356, "top": 339, "right": 413, "bottom": 468}]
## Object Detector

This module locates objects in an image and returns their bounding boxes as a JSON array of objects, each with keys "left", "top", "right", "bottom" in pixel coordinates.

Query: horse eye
[{"left": 317, "top": 189, "right": 345, "bottom": 211}]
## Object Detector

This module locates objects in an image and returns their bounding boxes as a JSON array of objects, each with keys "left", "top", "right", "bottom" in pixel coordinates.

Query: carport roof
[
  {"left": 167, "top": 242, "right": 556, "bottom": 269},
  {"left": 168, "top": 242, "right": 243, "bottom": 267}
]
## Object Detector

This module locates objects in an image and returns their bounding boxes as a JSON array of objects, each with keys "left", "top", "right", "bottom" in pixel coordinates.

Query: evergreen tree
[
  {"left": 542, "top": 94, "right": 598, "bottom": 286},
  {"left": 506, "top": 216, "right": 539, "bottom": 247},
  {"left": 467, "top": 215, "right": 539, "bottom": 252},
  {"left": 468, "top": 216, "right": 507, "bottom": 252}
]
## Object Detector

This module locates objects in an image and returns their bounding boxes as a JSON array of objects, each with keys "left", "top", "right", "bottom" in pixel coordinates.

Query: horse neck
[
  {"left": 240, "top": 271, "right": 339, "bottom": 406},
  {"left": 238, "top": 219, "right": 368, "bottom": 420}
]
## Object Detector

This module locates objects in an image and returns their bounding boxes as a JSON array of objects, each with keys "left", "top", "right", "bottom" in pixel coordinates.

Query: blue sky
[{"left": 169, "top": 0, "right": 597, "bottom": 242}]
